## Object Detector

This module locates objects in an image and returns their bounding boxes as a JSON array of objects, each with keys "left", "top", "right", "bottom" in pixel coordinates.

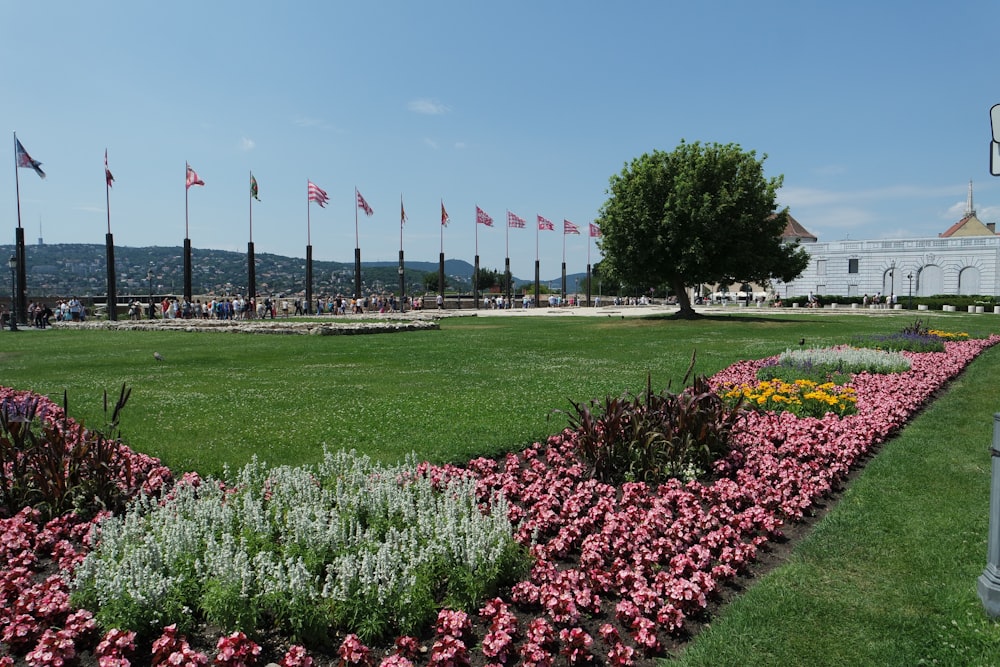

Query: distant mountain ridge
[{"left": 0, "top": 243, "right": 589, "bottom": 298}]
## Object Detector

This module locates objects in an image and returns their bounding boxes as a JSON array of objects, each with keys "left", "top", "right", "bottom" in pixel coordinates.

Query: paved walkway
[{"left": 467, "top": 303, "right": 911, "bottom": 317}]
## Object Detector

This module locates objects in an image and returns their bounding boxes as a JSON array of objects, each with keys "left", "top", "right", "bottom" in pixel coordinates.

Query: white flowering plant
[
  {"left": 71, "top": 449, "right": 529, "bottom": 645},
  {"left": 757, "top": 345, "right": 912, "bottom": 384}
]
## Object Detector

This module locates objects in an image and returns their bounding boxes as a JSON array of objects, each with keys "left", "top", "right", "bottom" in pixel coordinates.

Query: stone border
[{"left": 52, "top": 316, "right": 441, "bottom": 335}]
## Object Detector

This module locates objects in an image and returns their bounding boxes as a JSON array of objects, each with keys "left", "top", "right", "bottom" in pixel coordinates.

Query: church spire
[{"left": 967, "top": 179, "right": 976, "bottom": 217}]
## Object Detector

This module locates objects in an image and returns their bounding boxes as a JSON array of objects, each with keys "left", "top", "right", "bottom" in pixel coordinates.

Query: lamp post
[
  {"left": 889, "top": 261, "right": 895, "bottom": 306},
  {"left": 907, "top": 272, "right": 913, "bottom": 310},
  {"left": 398, "top": 266, "right": 405, "bottom": 312},
  {"left": 147, "top": 268, "right": 154, "bottom": 319},
  {"left": 8, "top": 255, "right": 18, "bottom": 332}
]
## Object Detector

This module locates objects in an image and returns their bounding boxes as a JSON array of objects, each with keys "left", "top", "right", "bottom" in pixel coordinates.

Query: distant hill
[{"left": 0, "top": 243, "right": 589, "bottom": 299}]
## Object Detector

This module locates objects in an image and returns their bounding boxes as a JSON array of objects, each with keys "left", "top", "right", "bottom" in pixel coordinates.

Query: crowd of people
[
  {"left": 23, "top": 298, "right": 83, "bottom": 328},
  {"left": 861, "top": 292, "right": 897, "bottom": 308},
  {"left": 127, "top": 292, "right": 423, "bottom": 321},
  {"left": 8, "top": 291, "right": 666, "bottom": 327}
]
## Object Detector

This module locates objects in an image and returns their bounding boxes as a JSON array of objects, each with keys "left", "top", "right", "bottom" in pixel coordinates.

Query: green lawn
[
  {"left": 3, "top": 311, "right": 937, "bottom": 477},
  {"left": 3, "top": 310, "right": 1000, "bottom": 665}
]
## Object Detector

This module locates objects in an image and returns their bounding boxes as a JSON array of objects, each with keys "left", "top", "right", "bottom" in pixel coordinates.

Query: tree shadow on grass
[{"left": 638, "top": 312, "right": 810, "bottom": 324}]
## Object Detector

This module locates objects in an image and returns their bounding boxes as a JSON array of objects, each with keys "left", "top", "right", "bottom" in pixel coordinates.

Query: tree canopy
[{"left": 596, "top": 141, "right": 809, "bottom": 317}]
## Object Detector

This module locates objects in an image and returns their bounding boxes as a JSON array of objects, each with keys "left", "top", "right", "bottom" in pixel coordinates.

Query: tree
[
  {"left": 596, "top": 141, "right": 809, "bottom": 318},
  {"left": 475, "top": 267, "right": 502, "bottom": 292},
  {"left": 423, "top": 272, "right": 447, "bottom": 294}
]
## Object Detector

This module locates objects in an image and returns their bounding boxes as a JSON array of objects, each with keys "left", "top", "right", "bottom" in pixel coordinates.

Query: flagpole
[
  {"left": 10, "top": 132, "right": 28, "bottom": 330},
  {"left": 534, "top": 216, "right": 540, "bottom": 309},
  {"left": 353, "top": 187, "right": 362, "bottom": 299},
  {"left": 439, "top": 199, "right": 447, "bottom": 308},
  {"left": 504, "top": 211, "right": 510, "bottom": 307},
  {"left": 105, "top": 149, "right": 118, "bottom": 320},
  {"left": 398, "top": 194, "right": 405, "bottom": 311},
  {"left": 185, "top": 163, "right": 190, "bottom": 239},
  {"left": 305, "top": 180, "right": 313, "bottom": 315},
  {"left": 183, "top": 163, "right": 192, "bottom": 304},
  {"left": 248, "top": 171, "right": 257, "bottom": 304},
  {"left": 561, "top": 225, "right": 567, "bottom": 302},
  {"left": 587, "top": 229, "right": 592, "bottom": 307},
  {"left": 105, "top": 152, "right": 112, "bottom": 236},
  {"left": 474, "top": 206, "right": 480, "bottom": 310},
  {"left": 13, "top": 134, "right": 22, "bottom": 231}
]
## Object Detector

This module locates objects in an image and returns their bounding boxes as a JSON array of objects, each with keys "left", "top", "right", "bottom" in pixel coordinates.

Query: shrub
[
  {"left": 72, "top": 450, "right": 529, "bottom": 646},
  {"left": 563, "top": 359, "right": 743, "bottom": 485},
  {"left": 848, "top": 320, "right": 948, "bottom": 353},
  {"left": 850, "top": 332, "right": 945, "bottom": 353},
  {"left": 0, "top": 385, "right": 155, "bottom": 521},
  {"left": 760, "top": 346, "right": 912, "bottom": 381}
]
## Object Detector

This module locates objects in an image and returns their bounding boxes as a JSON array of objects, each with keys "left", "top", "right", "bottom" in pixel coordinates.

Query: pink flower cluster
[
  {"left": 429, "top": 610, "right": 471, "bottom": 667},
  {"left": 0, "top": 508, "right": 99, "bottom": 663},
  {"left": 479, "top": 598, "right": 518, "bottom": 663},
  {"left": 213, "top": 631, "right": 261, "bottom": 667},
  {"left": 95, "top": 628, "right": 136, "bottom": 667}
]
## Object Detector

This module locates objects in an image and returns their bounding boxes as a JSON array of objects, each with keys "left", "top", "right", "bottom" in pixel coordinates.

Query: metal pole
[
  {"left": 147, "top": 269, "right": 154, "bottom": 319},
  {"left": 8, "top": 256, "right": 17, "bottom": 331},
  {"left": 978, "top": 414, "right": 1000, "bottom": 615}
]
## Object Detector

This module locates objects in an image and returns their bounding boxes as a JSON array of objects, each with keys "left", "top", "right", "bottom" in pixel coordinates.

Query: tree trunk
[{"left": 672, "top": 276, "right": 698, "bottom": 319}]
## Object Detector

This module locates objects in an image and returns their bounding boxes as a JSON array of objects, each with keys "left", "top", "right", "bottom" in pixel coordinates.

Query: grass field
[
  {"left": 3, "top": 309, "right": 1000, "bottom": 665},
  {"left": 3, "top": 310, "right": 945, "bottom": 477}
]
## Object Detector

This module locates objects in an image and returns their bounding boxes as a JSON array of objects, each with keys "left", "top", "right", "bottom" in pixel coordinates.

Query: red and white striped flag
[
  {"left": 185, "top": 163, "right": 204, "bottom": 189},
  {"left": 589, "top": 222, "right": 602, "bottom": 238},
  {"left": 563, "top": 219, "right": 580, "bottom": 235},
  {"left": 357, "top": 189, "right": 373, "bottom": 216},
  {"left": 476, "top": 206, "right": 493, "bottom": 227},
  {"left": 537, "top": 215, "right": 554, "bottom": 231},
  {"left": 441, "top": 200, "right": 450, "bottom": 227},
  {"left": 308, "top": 180, "right": 329, "bottom": 207},
  {"left": 105, "top": 150, "right": 114, "bottom": 188},
  {"left": 15, "top": 137, "right": 45, "bottom": 179},
  {"left": 507, "top": 211, "right": 526, "bottom": 229}
]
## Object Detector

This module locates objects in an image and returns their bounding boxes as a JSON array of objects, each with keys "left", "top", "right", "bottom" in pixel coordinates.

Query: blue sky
[{"left": 3, "top": 1, "right": 999, "bottom": 279}]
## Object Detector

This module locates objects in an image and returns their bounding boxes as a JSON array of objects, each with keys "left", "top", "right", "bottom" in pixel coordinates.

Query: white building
[{"left": 783, "top": 182, "right": 1000, "bottom": 300}]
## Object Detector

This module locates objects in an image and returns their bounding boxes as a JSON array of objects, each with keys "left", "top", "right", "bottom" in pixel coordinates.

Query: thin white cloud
[
  {"left": 978, "top": 204, "right": 1000, "bottom": 221},
  {"left": 811, "top": 164, "right": 848, "bottom": 177},
  {"left": 779, "top": 183, "right": 963, "bottom": 209},
  {"left": 423, "top": 138, "right": 440, "bottom": 150},
  {"left": 240, "top": 137, "right": 256, "bottom": 151},
  {"left": 293, "top": 116, "right": 325, "bottom": 128},
  {"left": 804, "top": 207, "right": 878, "bottom": 231},
  {"left": 408, "top": 98, "right": 451, "bottom": 115},
  {"left": 454, "top": 141, "right": 467, "bottom": 150}
]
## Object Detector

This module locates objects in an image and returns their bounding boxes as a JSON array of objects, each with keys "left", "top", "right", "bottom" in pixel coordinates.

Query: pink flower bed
[{"left": 0, "top": 336, "right": 996, "bottom": 666}]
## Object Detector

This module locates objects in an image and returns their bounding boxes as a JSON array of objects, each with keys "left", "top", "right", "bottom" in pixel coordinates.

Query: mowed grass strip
[{"left": 669, "top": 343, "right": 1000, "bottom": 666}]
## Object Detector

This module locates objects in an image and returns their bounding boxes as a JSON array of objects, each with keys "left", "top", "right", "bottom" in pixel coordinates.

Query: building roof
[
  {"left": 781, "top": 213, "right": 817, "bottom": 243},
  {"left": 939, "top": 213, "right": 997, "bottom": 238},
  {"left": 940, "top": 180, "right": 997, "bottom": 237}
]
